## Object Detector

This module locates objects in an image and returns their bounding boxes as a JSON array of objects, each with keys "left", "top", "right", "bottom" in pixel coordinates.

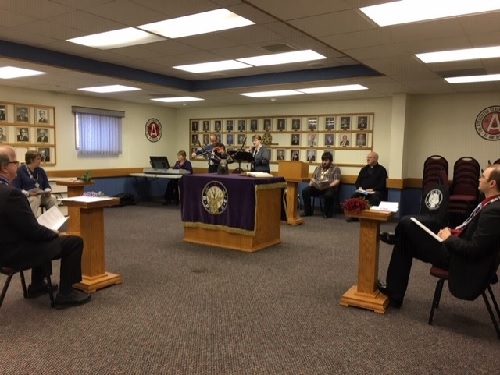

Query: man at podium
[{"left": 301, "top": 152, "right": 341, "bottom": 218}]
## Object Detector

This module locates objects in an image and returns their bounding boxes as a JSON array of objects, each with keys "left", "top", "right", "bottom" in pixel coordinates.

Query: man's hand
[
  {"left": 437, "top": 227, "right": 452, "bottom": 241},
  {"left": 191, "top": 153, "right": 197, "bottom": 158}
]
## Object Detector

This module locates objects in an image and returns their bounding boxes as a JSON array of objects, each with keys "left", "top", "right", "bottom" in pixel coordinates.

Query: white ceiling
[{"left": 1, "top": 0, "right": 499, "bottom": 108}]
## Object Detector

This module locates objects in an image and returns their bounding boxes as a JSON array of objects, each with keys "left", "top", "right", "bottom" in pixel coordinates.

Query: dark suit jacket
[
  {"left": 445, "top": 199, "right": 500, "bottom": 300},
  {"left": 0, "top": 185, "right": 58, "bottom": 265},
  {"left": 17, "top": 135, "right": 29, "bottom": 141},
  {"left": 37, "top": 136, "right": 48, "bottom": 142},
  {"left": 252, "top": 146, "right": 270, "bottom": 173}
]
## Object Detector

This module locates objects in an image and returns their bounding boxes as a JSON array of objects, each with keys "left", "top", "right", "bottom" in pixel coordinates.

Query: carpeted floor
[{"left": 1, "top": 204, "right": 499, "bottom": 374}]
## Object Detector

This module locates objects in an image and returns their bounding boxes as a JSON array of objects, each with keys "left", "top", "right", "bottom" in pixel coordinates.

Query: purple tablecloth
[{"left": 180, "top": 174, "right": 285, "bottom": 232}]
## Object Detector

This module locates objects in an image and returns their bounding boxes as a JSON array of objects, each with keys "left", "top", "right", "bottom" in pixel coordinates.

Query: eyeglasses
[{"left": 9, "top": 161, "right": 20, "bottom": 166}]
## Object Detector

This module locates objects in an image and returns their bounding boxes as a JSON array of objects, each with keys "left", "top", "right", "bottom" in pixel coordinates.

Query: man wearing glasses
[{"left": 0, "top": 145, "right": 91, "bottom": 309}]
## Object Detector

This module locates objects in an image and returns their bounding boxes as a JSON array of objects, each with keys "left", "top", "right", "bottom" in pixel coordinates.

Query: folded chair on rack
[{"left": 428, "top": 248, "right": 500, "bottom": 340}]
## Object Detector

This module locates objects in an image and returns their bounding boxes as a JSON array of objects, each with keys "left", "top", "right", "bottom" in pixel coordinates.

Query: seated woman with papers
[{"left": 164, "top": 150, "right": 193, "bottom": 206}]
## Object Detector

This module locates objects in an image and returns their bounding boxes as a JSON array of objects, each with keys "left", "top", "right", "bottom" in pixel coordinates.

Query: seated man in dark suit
[
  {"left": 378, "top": 164, "right": 500, "bottom": 308},
  {"left": 0, "top": 145, "right": 91, "bottom": 309}
]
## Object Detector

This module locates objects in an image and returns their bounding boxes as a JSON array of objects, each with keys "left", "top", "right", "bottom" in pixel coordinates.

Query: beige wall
[{"left": 2, "top": 85, "right": 499, "bottom": 179}]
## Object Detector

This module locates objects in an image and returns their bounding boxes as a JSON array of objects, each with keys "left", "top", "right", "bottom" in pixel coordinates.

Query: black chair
[
  {"left": 0, "top": 266, "right": 56, "bottom": 309},
  {"left": 428, "top": 249, "right": 500, "bottom": 340}
]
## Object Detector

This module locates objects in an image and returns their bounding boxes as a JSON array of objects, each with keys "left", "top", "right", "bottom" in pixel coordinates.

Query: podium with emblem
[{"left": 180, "top": 174, "right": 286, "bottom": 252}]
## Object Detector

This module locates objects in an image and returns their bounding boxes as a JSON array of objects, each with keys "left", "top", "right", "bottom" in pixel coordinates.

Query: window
[{"left": 73, "top": 106, "right": 124, "bottom": 156}]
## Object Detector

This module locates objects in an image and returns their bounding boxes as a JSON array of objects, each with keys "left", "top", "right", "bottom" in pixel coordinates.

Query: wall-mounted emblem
[
  {"left": 201, "top": 181, "right": 228, "bottom": 214},
  {"left": 145, "top": 118, "right": 162, "bottom": 142},
  {"left": 475, "top": 106, "right": 500, "bottom": 141}
]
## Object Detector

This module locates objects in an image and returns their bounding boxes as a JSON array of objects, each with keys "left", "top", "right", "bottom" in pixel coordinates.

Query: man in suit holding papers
[
  {"left": 0, "top": 145, "right": 90, "bottom": 309},
  {"left": 378, "top": 164, "right": 500, "bottom": 308}
]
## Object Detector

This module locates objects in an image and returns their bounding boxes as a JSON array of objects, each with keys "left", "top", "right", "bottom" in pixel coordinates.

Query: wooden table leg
[{"left": 285, "top": 182, "right": 303, "bottom": 225}]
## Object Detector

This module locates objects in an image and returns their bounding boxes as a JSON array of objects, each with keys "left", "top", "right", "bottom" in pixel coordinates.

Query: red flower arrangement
[{"left": 343, "top": 197, "right": 370, "bottom": 213}]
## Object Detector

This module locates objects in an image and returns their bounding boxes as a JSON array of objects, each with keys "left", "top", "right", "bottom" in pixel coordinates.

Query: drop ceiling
[{"left": 1, "top": 0, "right": 499, "bottom": 107}]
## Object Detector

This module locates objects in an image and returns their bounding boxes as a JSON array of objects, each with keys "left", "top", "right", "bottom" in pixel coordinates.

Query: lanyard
[{"left": 25, "top": 165, "right": 40, "bottom": 188}]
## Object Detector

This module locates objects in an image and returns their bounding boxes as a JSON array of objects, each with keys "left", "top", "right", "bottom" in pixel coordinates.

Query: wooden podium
[
  {"left": 62, "top": 197, "right": 122, "bottom": 293},
  {"left": 340, "top": 209, "right": 393, "bottom": 313},
  {"left": 54, "top": 179, "right": 94, "bottom": 233},
  {"left": 278, "top": 161, "right": 309, "bottom": 225}
]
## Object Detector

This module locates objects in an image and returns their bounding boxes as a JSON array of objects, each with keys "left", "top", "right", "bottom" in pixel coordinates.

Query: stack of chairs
[
  {"left": 422, "top": 155, "right": 448, "bottom": 192},
  {"left": 447, "top": 156, "right": 481, "bottom": 226}
]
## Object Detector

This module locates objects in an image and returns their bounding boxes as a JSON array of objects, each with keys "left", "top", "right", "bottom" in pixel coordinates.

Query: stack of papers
[
  {"left": 62, "top": 196, "right": 114, "bottom": 203},
  {"left": 243, "top": 172, "right": 274, "bottom": 178},
  {"left": 370, "top": 201, "right": 399, "bottom": 212}
]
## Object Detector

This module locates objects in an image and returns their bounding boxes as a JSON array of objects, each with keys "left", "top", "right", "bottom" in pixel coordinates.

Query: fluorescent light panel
[
  {"left": 174, "top": 60, "right": 251, "bottom": 74},
  {"left": 242, "top": 90, "right": 304, "bottom": 98},
  {"left": 445, "top": 74, "right": 500, "bottom": 83},
  {"left": 151, "top": 97, "right": 204, "bottom": 102},
  {"left": 360, "top": 0, "right": 500, "bottom": 27},
  {"left": 68, "top": 28, "right": 162, "bottom": 49},
  {"left": 0, "top": 66, "right": 44, "bottom": 79},
  {"left": 298, "top": 84, "right": 367, "bottom": 94},
  {"left": 78, "top": 85, "right": 141, "bottom": 93},
  {"left": 417, "top": 46, "right": 500, "bottom": 63},
  {"left": 141, "top": 9, "right": 253, "bottom": 39},
  {"left": 238, "top": 50, "right": 326, "bottom": 66}
]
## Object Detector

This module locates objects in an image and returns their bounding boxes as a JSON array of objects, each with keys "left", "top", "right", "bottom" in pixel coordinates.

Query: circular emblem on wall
[
  {"left": 474, "top": 106, "right": 500, "bottom": 141},
  {"left": 201, "top": 181, "right": 228, "bottom": 215},
  {"left": 145, "top": 118, "right": 162, "bottom": 142},
  {"left": 424, "top": 188, "right": 443, "bottom": 211}
]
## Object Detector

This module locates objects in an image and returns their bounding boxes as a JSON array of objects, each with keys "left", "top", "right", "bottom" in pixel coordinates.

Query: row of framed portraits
[
  {"left": 190, "top": 114, "right": 373, "bottom": 133},
  {"left": 11, "top": 146, "right": 54, "bottom": 164},
  {"left": 191, "top": 131, "right": 372, "bottom": 148},
  {"left": 0, "top": 125, "right": 54, "bottom": 145},
  {"left": 0, "top": 103, "right": 55, "bottom": 126}
]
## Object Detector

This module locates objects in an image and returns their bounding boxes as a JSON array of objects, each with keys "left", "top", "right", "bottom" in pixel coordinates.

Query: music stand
[{"left": 231, "top": 150, "right": 254, "bottom": 174}]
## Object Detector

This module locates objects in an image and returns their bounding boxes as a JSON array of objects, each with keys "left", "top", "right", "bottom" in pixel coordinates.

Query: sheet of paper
[
  {"left": 37, "top": 206, "right": 68, "bottom": 231},
  {"left": 62, "top": 196, "right": 114, "bottom": 203},
  {"left": 371, "top": 201, "right": 399, "bottom": 212},
  {"left": 244, "top": 172, "right": 273, "bottom": 178}
]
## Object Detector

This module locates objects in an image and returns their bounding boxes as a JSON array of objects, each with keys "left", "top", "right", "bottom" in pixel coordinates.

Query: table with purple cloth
[{"left": 180, "top": 173, "right": 286, "bottom": 252}]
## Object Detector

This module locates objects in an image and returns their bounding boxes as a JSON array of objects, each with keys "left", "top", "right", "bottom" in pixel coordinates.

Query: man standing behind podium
[
  {"left": 250, "top": 135, "right": 270, "bottom": 173},
  {"left": 301, "top": 152, "right": 341, "bottom": 218},
  {"left": 191, "top": 134, "right": 224, "bottom": 173},
  {"left": 0, "top": 145, "right": 90, "bottom": 309}
]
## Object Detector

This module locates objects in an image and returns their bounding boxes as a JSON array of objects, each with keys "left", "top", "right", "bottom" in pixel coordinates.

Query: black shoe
[
  {"left": 300, "top": 212, "right": 312, "bottom": 217},
  {"left": 345, "top": 217, "right": 358, "bottom": 222},
  {"left": 54, "top": 289, "right": 91, "bottom": 310},
  {"left": 376, "top": 280, "right": 402, "bottom": 308},
  {"left": 380, "top": 231, "right": 396, "bottom": 245},
  {"left": 27, "top": 282, "right": 58, "bottom": 299}
]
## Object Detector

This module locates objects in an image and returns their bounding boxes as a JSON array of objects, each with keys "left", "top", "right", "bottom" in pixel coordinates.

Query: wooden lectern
[
  {"left": 54, "top": 179, "right": 94, "bottom": 233},
  {"left": 278, "top": 161, "right": 309, "bottom": 225},
  {"left": 340, "top": 209, "right": 393, "bottom": 313}
]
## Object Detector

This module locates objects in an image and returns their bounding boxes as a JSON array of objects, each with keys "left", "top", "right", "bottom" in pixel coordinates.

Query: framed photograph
[
  {"left": 37, "top": 147, "right": 51, "bottom": 162},
  {"left": 307, "top": 133, "right": 317, "bottom": 147},
  {"left": 250, "top": 119, "right": 258, "bottom": 131},
  {"left": 340, "top": 116, "right": 351, "bottom": 130},
  {"left": 324, "top": 133, "right": 334, "bottom": 146},
  {"left": 191, "top": 120, "right": 199, "bottom": 132},
  {"left": 214, "top": 120, "right": 222, "bottom": 132},
  {"left": 226, "top": 133, "right": 234, "bottom": 145},
  {"left": 263, "top": 118, "right": 271, "bottom": 131},
  {"left": 16, "top": 127, "right": 30, "bottom": 142},
  {"left": 0, "top": 126, "right": 7, "bottom": 143},
  {"left": 307, "top": 149, "right": 316, "bottom": 162},
  {"left": 276, "top": 148, "right": 285, "bottom": 161},
  {"left": 237, "top": 133, "right": 246, "bottom": 145},
  {"left": 36, "top": 128, "right": 49, "bottom": 143},
  {"left": 307, "top": 117, "right": 317, "bottom": 130},
  {"left": 291, "top": 149, "right": 300, "bottom": 161},
  {"left": 191, "top": 133, "right": 199, "bottom": 146},
  {"left": 203, "top": 133, "right": 210, "bottom": 145},
  {"left": 291, "top": 133, "right": 300, "bottom": 146},
  {"left": 202, "top": 120, "right": 210, "bottom": 132},
  {"left": 357, "top": 116, "right": 368, "bottom": 130},
  {"left": 226, "top": 119, "right": 234, "bottom": 132},
  {"left": 237, "top": 119, "right": 246, "bottom": 131},
  {"left": 339, "top": 134, "right": 350, "bottom": 147},
  {"left": 15, "top": 106, "right": 30, "bottom": 123},
  {"left": 36, "top": 108, "right": 49, "bottom": 124},
  {"left": 291, "top": 118, "right": 301, "bottom": 131},
  {"left": 215, "top": 133, "right": 222, "bottom": 143},
  {"left": 0, "top": 104, "right": 6, "bottom": 122},
  {"left": 355, "top": 133, "right": 367, "bottom": 147},
  {"left": 325, "top": 117, "right": 335, "bottom": 130},
  {"left": 276, "top": 118, "right": 285, "bottom": 131}
]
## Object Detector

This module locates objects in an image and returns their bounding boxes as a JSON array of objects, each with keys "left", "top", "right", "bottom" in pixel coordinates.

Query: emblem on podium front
[{"left": 202, "top": 181, "right": 228, "bottom": 214}]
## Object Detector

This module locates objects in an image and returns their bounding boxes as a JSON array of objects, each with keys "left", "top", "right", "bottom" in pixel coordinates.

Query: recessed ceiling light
[
  {"left": 68, "top": 28, "right": 162, "bottom": 49},
  {"left": 140, "top": 9, "right": 253, "bottom": 39},
  {"left": 298, "top": 84, "right": 368, "bottom": 94},
  {"left": 241, "top": 90, "right": 304, "bottom": 98},
  {"left": 360, "top": 0, "right": 500, "bottom": 27},
  {"left": 445, "top": 74, "right": 500, "bottom": 83},
  {"left": 78, "top": 85, "right": 141, "bottom": 93},
  {"left": 151, "top": 97, "right": 204, "bottom": 102},
  {"left": 416, "top": 46, "right": 500, "bottom": 63},
  {"left": 238, "top": 50, "right": 325, "bottom": 66},
  {"left": 0, "top": 66, "right": 44, "bottom": 79},
  {"left": 174, "top": 60, "right": 251, "bottom": 74}
]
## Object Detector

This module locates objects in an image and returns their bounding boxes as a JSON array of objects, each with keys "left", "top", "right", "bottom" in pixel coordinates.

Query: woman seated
[{"left": 164, "top": 150, "right": 193, "bottom": 205}]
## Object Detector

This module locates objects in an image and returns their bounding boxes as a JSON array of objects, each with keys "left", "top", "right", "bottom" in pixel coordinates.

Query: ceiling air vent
[{"left": 261, "top": 43, "right": 296, "bottom": 53}]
